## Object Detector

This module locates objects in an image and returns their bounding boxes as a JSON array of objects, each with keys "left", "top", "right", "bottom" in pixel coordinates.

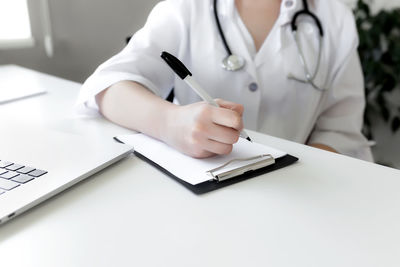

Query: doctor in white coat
[{"left": 77, "top": 0, "right": 373, "bottom": 161}]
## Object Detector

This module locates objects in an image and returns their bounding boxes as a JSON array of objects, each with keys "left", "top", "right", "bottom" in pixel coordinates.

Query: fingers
[
  {"left": 206, "top": 123, "right": 240, "bottom": 144},
  {"left": 202, "top": 139, "right": 234, "bottom": 155},
  {"left": 186, "top": 133, "right": 236, "bottom": 158},
  {"left": 167, "top": 100, "right": 245, "bottom": 159},
  {"left": 210, "top": 106, "right": 244, "bottom": 131},
  {"left": 215, "top": 99, "right": 244, "bottom": 116},
  {"left": 188, "top": 103, "right": 242, "bottom": 157},
  {"left": 193, "top": 102, "right": 243, "bottom": 131},
  {"left": 213, "top": 99, "right": 244, "bottom": 131}
]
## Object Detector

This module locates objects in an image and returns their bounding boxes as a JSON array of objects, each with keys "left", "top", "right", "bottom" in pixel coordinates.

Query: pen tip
[{"left": 246, "top": 137, "right": 252, "bottom": 142}]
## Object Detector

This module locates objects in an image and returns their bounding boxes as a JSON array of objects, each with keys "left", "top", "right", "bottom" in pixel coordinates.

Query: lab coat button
[
  {"left": 248, "top": 82, "right": 258, "bottom": 92},
  {"left": 285, "top": 0, "right": 294, "bottom": 7}
]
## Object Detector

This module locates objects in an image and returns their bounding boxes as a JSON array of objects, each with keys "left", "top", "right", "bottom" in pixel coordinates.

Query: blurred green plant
[{"left": 354, "top": 0, "right": 400, "bottom": 139}]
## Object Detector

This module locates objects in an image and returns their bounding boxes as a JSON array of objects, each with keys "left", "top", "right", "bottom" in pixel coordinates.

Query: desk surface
[{"left": 1, "top": 65, "right": 400, "bottom": 267}]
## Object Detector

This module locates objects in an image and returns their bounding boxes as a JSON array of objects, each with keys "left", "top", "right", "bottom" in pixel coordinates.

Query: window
[{"left": 0, "top": 0, "right": 34, "bottom": 49}]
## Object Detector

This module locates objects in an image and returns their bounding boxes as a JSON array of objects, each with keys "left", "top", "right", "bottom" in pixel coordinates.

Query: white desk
[{"left": 1, "top": 65, "right": 400, "bottom": 267}]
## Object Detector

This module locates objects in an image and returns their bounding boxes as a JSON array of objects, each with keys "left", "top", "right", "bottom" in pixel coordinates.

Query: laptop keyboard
[{"left": 0, "top": 159, "right": 47, "bottom": 196}]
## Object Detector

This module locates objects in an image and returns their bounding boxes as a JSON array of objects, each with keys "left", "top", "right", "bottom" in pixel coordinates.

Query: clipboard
[{"left": 115, "top": 134, "right": 298, "bottom": 194}]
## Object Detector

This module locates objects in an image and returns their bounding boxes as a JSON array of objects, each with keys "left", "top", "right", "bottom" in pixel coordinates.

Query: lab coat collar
[
  {"left": 221, "top": 0, "right": 303, "bottom": 26},
  {"left": 264, "top": 0, "right": 301, "bottom": 56},
  {"left": 226, "top": 0, "right": 303, "bottom": 51},
  {"left": 218, "top": 0, "right": 233, "bottom": 17},
  {"left": 219, "top": 0, "right": 304, "bottom": 68},
  {"left": 255, "top": 0, "right": 303, "bottom": 65},
  {"left": 277, "top": 0, "right": 303, "bottom": 27}
]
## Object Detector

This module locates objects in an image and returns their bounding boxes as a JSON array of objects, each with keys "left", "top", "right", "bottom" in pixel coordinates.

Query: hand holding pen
[
  {"left": 158, "top": 51, "right": 251, "bottom": 158},
  {"left": 164, "top": 99, "right": 245, "bottom": 158},
  {"left": 161, "top": 51, "right": 252, "bottom": 142}
]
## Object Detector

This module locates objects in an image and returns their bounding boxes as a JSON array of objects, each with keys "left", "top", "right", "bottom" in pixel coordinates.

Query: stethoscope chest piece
[{"left": 222, "top": 54, "right": 245, "bottom": 71}]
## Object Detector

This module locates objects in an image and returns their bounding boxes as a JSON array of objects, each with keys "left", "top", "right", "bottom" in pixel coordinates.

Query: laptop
[{"left": 0, "top": 124, "right": 132, "bottom": 224}]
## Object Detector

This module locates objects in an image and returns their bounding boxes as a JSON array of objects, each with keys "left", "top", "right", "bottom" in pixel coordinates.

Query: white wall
[{"left": 0, "top": 0, "right": 160, "bottom": 83}]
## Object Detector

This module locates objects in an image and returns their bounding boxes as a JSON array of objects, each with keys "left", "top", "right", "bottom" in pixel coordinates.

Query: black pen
[{"left": 161, "top": 51, "right": 252, "bottom": 142}]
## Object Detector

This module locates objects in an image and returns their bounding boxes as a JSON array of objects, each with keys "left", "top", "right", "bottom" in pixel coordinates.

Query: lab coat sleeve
[
  {"left": 306, "top": 11, "right": 373, "bottom": 161},
  {"left": 76, "top": 0, "right": 189, "bottom": 113}
]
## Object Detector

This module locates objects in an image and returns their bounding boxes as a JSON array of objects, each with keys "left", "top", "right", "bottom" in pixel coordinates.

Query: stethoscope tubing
[
  {"left": 213, "top": 0, "right": 232, "bottom": 56},
  {"left": 214, "top": 0, "right": 324, "bottom": 58},
  {"left": 213, "top": 0, "right": 325, "bottom": 90}
]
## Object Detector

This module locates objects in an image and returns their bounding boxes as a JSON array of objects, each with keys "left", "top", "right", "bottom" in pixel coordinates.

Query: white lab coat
[{"left": 77, "top": 0, "right": 373, "bottom": 161}]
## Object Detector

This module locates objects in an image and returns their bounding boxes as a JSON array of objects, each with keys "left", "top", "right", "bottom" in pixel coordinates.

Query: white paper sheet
[{"left": 117, "top": 133, "right": 287, "bottom": 185}]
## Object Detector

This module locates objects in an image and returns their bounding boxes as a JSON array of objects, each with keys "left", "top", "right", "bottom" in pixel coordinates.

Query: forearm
[
  {"left": 95, "top": 81, "right": 244, "bottom": 158},
  {"left": 95, "top": 80, "right": 176, "bottom": 142}
]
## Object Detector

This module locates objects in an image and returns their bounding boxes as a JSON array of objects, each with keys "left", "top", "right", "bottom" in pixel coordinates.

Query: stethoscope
[{"left": 213, "top": 0, "right": 325, "bottom": 91}]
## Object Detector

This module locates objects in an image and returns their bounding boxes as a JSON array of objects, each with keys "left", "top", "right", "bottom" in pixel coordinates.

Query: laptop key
[
  {"left": 0, "top": 178, "right": 20, "bottom": 190},
  {"left": 17, "top": 166, "right": 35, "bottom": 174},
  {"left": 12, "top": 174, "right": 34, "bottom": 184},
  {"left": 0, "top": 171, "right": 20, "bottom": 180},
  {"left": 0, "top": 189, "right": 5, "bottom": 195},
  {"left": 6, "top": 164, "right": 24, "bottom": 171},
  {"left": 0, "top": 161, "right": 13, "bottom": 168},
  {"left": 28, "top": 169, "right": 47, "bottom": 177},
  {"left": 0, "top": 169, "right": 7, "bottom": 175}
]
